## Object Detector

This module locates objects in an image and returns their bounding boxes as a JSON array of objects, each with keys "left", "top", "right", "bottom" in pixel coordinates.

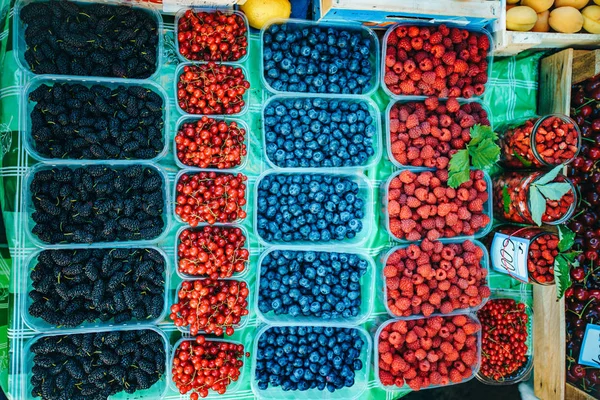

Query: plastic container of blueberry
[
  {"left": 21, "top": 246, "right": 170, "bottom": 332},
  {"left": 379, "top": 239, "right": 491, "bottom": 320},
  {"left": 21, "top": 325, "right": 170, "bottom": 400},
  {"left": 260, "top": 19, "right": 380, "bottom": 97},
  {"left": 13, "top": 0, "right": 164, "bottom": 80},
  {"left": 174, "top": 7, "right": 250, "bottom": 65},
  {"left": 380, "top": 21, "right": 494, "bottom": 101},
  {"left": 23, "top": 161, "right": 172, "bottom": 248},
  {"left": 253, "top": 169, "right": 374, "bottom": 247},
  {"left": 22, "top": 75, "right": 170, "bottom": 163},
  {"left": 380, "top": 167, "right": 494, "bottom": 243},
  {"left": 384, "top": 98, "right": 493, "bottom": 170},
  {"left": 173, "top": 223, "right": 250, "bottom": 280},
  {"left": 250, "top": 324, "right": 372, "bottom": 400},
  {"left": 255, "top": 246, "right": 375, "bottom": 326},
  {"left": 174, "top": 62, "right": 250, "bottom": 117},
  {"left": 374, "top": 315, "right": 482, "bottom": 392},
  {"left": 168, "top": 336, "right": 246, "bottom": 395},
  {"left": 261, "top": 95, "right": 382, "bottom": 170},
  {"left": 173, "top": 115, "right": 251, "bottom": 172}
]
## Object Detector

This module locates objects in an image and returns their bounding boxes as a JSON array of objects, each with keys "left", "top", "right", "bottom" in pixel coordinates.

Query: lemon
[{"left": 240, "top": 0, "right": 292, "bottom": 29}]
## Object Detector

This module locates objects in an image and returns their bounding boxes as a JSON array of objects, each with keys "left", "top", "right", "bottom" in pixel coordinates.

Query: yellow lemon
[{"left": 240, "top": 0, "right": 292, "bottom": 29}]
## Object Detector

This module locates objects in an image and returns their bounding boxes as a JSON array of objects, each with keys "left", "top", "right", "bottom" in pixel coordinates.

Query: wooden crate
[{"left": 534, "top": 48, "right": 600, "bottom": 400}]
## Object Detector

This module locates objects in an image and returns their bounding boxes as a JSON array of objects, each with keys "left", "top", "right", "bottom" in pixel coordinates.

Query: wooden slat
[
  {"left": 572, "top": 50, "right": 600, "bottom": 86},
  {"left": 566, "top": 383, "right": 596, "bottom": 400},
  {"left": 539, "top": 48, "right": 573, "bottom": 116}
]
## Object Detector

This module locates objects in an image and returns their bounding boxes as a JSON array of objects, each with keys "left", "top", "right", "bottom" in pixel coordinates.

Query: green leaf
[
  {"left": 534, "top": 164, "right": 564, "bottom": 186},
  {"left": 529, "top": 186, "right": 546, "bottom": 226},
  {"left": 537, "top": 182, "right": 573, "bottom": 201},
  {"left": 558, "top": 226, "right": 576, "bottom": 252},
  {"left": 502, "top": 187, "right": 511, "bottom": 215},
  {"left": 554, "top": 255, "right": 572, "bottom": 301},
  {"left": 513, "top": 152, "right": 533, "bottom": 167},
  {"left": 470, "top": 137, "right": 500, "bottom": 169},
  {"left": 469, "top": 124, "right": 498, "bottom": 146},
  {"left": 448, "top": 149, "right": 470, "bottom": 188},
  {"left": 561, "top": 250, "right": 581, "bottom": 264}
]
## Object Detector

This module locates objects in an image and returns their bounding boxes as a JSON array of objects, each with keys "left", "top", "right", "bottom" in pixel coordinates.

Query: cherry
[
  {"left": 571, "top": 267, "right": 586, "bottom": 283},
  {"left": 581, "top": 105, "right": 594, "bottom": 118}
]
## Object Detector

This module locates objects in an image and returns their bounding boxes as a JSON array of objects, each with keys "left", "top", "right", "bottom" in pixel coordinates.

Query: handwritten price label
[
  {"left": 579, "top": 324, "right": 600, "bottom": 368},
  {"left": 490, "top": 232, "right": 529, "bottom": 282}
]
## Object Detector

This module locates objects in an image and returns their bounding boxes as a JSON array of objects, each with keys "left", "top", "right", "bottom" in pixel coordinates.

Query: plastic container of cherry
[{"left": 255, "top": 246, "right": 375, "bottom": 326}]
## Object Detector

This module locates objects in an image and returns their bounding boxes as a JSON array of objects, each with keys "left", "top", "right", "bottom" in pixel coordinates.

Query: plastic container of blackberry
[
  {"left": 168, "top": 336, "right": 247, "bottom": 395},
  {"left": 22, "top": 75, "right": 170, "bottom": 163},
  {"left": 173, "top": 115, "right": 250, "bottom": 171},
  {"left": 253, "top": 169, "right": 374, "bottom": 247},
  {"left": 259, "top": 19, "right": 380, "bottom": 97},
  {"left": 380, "top": 21, "right": 494, "bottom": 101},
  {"left": 21, "top": 325, "right": 170, "bottom": 400},
  {"left": 254, "top": 246, "right": 375, "bottom": 326},
  {"left": 380, "top": 239, "right": 490, "bottom": 320},
  {"left": 174, "top": 62, "right": 250, "bottom": 117},
  {"left": 380, "top": 167, "right": 494, "bottom": 242},
  {"left": 385, "top": 98, "right": 493, "bottom": 169},
  {"left": 261, "top": 94, "right": 382, "bottom": 170},
  {"left": 13, "top": 0, "right": 164, "bottom": 80},
  {"left": 172, "top": 168, "right": 248, "bottom": 226},
  {"left": 174, "top": 7, "right": 250, "bottom": 64},
  {"left": 250, "top": 324, "right": 372, "bottom": 400},
  {"left": 374, "top": 315, "right": 482, "bottom": 392},
  {"left": 23, "top": 161, "right": 172, "bottom": 248},
  {"left": 173, "top": 223, "right": 250, "bottom": 280},
  {"left": 21, "top": 246, "right": 170, "bottom": 332}
]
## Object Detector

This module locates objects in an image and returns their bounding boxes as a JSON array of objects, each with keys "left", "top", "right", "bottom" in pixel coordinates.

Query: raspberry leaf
[
  {"left": 448, "top": 149, "right": 470, "bottom": 188},
  {"left": 537, "top": 182, "right": 572, "bottom": 201},
  {"left": 529, "top": 186, "right": 545, "bottom": 226},
  {"left": 513, "top": 152, "right": 532, "bottom": 167},
  {"left": 502, "top": 187, "right": 511, "bottom": 215},
  {"left": 558, "top": 226, "right": 576, "bottom": 252},
  {"left": 534, "top": 164, "right": 563, "bottom": 186},
  {"left": 469, "top": 137, "right": 500, "bottom": 169},
  {"left": 554, "top": 254, "right": 573, "bottom": 301},
  {"left": 469, "top": 124, "right": 498, "bottom": 147}
]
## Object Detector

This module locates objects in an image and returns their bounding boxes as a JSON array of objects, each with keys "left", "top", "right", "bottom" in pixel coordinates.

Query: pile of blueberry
[
  {"left": 264, "top": 98, "right": 377, "bottom": 168},
  {"left": 255, "top": 326, "right": 365, "bottom": 393},
  {"left": 258, "top": 250, "right": 368, "bottom": 320},
  {"left": 256, "top": 173, "right": 366, "bottom": 243},
  {"left": 262, "top": 23, "right": 375, "bottom": 94}
]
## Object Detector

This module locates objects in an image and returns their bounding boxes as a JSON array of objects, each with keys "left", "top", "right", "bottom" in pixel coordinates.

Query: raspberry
[
  {"left": 445, "top": 98, "right": 460, "bottom": 113},
  {"left": 406, "top": 196, "right": 421, "bottom": 209},
  {"left": 478, "top": 34, "right": 490, "bottom": 50},
  {"left": 399, "top": 276, "right": 413, "bottom": 292},
  {"left": 457, "top": 207, "right": 471, "bottom": 220},
  {"left": 419, "top": 58, "right": 433, "bottom": 71},
  {"left": 420, "top": 303, "right": 435, "bottom": 317},
  {"left": 478, "top": 286, "right": 491, "bottom": 298},
  {"left": 381, "top": 352, "right": 393, "bottom": 365},
  {"left": 440, "top": 301, "right": 453, "bottom": 314},
  {"left": 474, "top": 83, "right": 486, "bottom": 96},
  {"left": 429, "top": 371, "right": 442, "bottom": 385},
  {"left": 420, "top": 145, "right": 435, "bottom": 160},
  {"left": 392, "top": 357, "right": 409, "bottom": 373},
  {"left": 454, "top": 59, "right": 468, "bottom": 74},
  {"left": 447, "top": 285, "right": 461, "bottom": 299},
  {"left": 424, "top": 96, "right": 439, "bottom": 110},
  {"left": 389, "top": 118, "right": 401, "bottom": 133},
  {"left": 461, "top": 350, "right": 477, "bottom": 366},
  {"left": 384, "top": 265, "right": 398, "bottom": 278},
  {"left": 408, "top": 377, "right": 422, "bottom": 391},
  {"left": 421, "top": 219, "right": 435, "bottom": 230},
  {"left": 406, "top": 114, "right": 420, "bottom": 129},
  {"left": 389, "top": 331, "right": 404, "bottom": 346},
  {"left": 398, "top": 170, "right": 416, "bottom": 184},
  {"left": 463, "top": 322, "right": 480, "bottom": 335},
  {"left": 386, "top": 54, "right": 397, "bottom": 68},
  {"left": 442, "top": 52, "right": 456, "bottom": 66},
  {"left": 387, "top": 277, "right": 400, "bottom": 290},
  {"left": 384, "top": 71, "right": 399, "bottom": 85},
  {"left": 416, "top": 284, "right": 430, "bottom": 297},
  {"left": 388, "top": 200, "right": 401, "bottom": 217},
  {"left": 395, "top": 297, "right": 412, "bottom": 311},
  {"left": 432, "top": 78, "right": 446, "bottom": 91},
  {"left": 399, "top": 80, "right": 416, "bottom": 95},
  {"left": 449, "top": 368, "right": 463, "bottom": 383},
  {"left": 399, "top": 205, "right": 412, "bottom": 220},
  {"left": 407, "top": 231, "right": 422, "bottom": 241},
  {"left": 467, "top": 198, "right": 484, "bottom": 213},
  {"left": 465, "top": 286, "right": 479, "bottom": 297},
  {"left": 406, "top": 330, "right": 418, "bottom": 344},
  {"left": 454, "top": 329, "right": 467, "bottom": 344},
  {"left": 431, "top": 44, "right": 446, "bottom": 59},
  {"left": 379, "top": 370, "right": 395, "bottom": 386}
]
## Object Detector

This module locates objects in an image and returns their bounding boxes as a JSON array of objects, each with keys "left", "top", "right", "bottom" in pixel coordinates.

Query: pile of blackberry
[
  {"left": 20, "top": 0, "right": 159, "bottom": 78},
  {"left": 30, "top": 165, "right": 165, "bottom": 244},
  {"left": 29, "top": 248, "right": 165, "bottom": 328}
]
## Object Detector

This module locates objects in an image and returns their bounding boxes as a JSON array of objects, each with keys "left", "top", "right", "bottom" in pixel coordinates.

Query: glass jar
[
  {"left": 498, "top": 114, "right": 581, "bottom": 168},
  {"left": 493, "top": 171, "right": 577, "bottom": 225}
]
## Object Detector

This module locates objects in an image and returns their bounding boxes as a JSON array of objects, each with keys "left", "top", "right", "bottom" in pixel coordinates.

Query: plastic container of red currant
[
  {"left": 384, "top": 98, "right": 493, "bottom": 170},
  {"left": 20, "top": 325, "right": 170, "bottom": 400},
  {"left": 174, "top": 8, "right": 250, "bottom": 64},
  {"left": 380, "top": 21, "right": 494, "bottom": 101},
  {"left": 374, "top": 315, "right": 482, "bottom": 392},
  {"left": 380, "top": 239, "right": 491, "bottom": 320},
  {"left": 23, "top": 161, "right": 172, "bottom": 248},
  {"left": 13, "top": 0, "right": 164, "bottom": 80},
  {"left": 253, "top": 169, "right": 374, "bottom": 247},
  {"left": 174, "top": 62, "right": 250, "bottom": 117},
  {"left": 250, "top": 324, "right": 372, "bottom": 400},
  {"left": 380, "top": 167, "right": 494, "bottom": 243},
  {"left": 261, "top": 94, "right": 382, "bottom": 170},
  {"left": 173, "top": 115, "right": 250, "bottom": 172},
  {"left": 174, "top": 224, "right": 250, "bottom": 280},
  {"left": 259, "top": 19, "right": 380, "bottom": 97},
  {"left": 254, "top": 246, "right": 375, "bottom": 326},
  {"left": 22, "top": 75, "right": 171, "bottom": 163},
  {"left": 21, "top": 246, "right": 170, "bottom": 332}
]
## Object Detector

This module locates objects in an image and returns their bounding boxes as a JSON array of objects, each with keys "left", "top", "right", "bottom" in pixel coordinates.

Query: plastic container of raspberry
[
  {"left": 250, "top": 324, "right": 372, "bottom": 400},
  {"left": 172, "top": 277, "right": 252, "bottom": 335},
  {"left": 253, "top": 169, "right": 374, "bottom": 247},
  {"left": 380, "top": 21, "right": 493, "bottom": 101},
  {"left": 374, "top": 315, "right": 482, "bottom": 392},
  {"left": 381, "top": 167, "right": 494, "bottom": 243},
  {"left": 380, "top": 239, "right": 490, "bottom": 320},
  {"left": 174, "top": 62, "right": 250, "bottom": 117},
  {"left": 23, "top": 161, "right": 172, "bottom": 248},
  {"left": 174, "top": 224, "right": 250, "bottom": 280},
  {"left": 254, "top": 246, "right": 375, "bottom": 326},
  {"left": 20, "top": 325, "right": 170, "bottom": 400},
  {"left": 21, "top": 246, "right": 170, "bottom": 332},
  {"left": 259, "top": 19, "right": 380, "bottom": 97},
  {"left": 174, "top": 8, "right": 250, "bottom": 65},
  {"left": 172, "top": 168, "right": 248, "bottom": 226},
  {"left": 384, "top": 98, "right": 493, "bottom": 169},
  {"left": 173, "top": 115, "right": 250, "bottom": 172},
  {"left": 168, "top": 336, "right": 247, "bottom": 395},
  {"left": 22, "top": 75, "right": 170, "bottom": 163},
  {"left": 475, "top": 288, "right": 534, "bottom": 385},
  {"left": 13, "top": 0, "right": 164, "bottom": 80},
  {"left": 261, "top": 94, "right": 382, "bottom": 171}
]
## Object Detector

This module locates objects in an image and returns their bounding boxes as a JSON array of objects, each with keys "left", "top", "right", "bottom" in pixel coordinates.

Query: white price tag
[
  {"left": 579, "top": 324, "right": 600, "bottom": 368},
  {"left": 490, "top": 232, "right": 530, "bottom": 282},
  {"left": 163, "top": 0, "right": 237, "bottom": 13}
]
